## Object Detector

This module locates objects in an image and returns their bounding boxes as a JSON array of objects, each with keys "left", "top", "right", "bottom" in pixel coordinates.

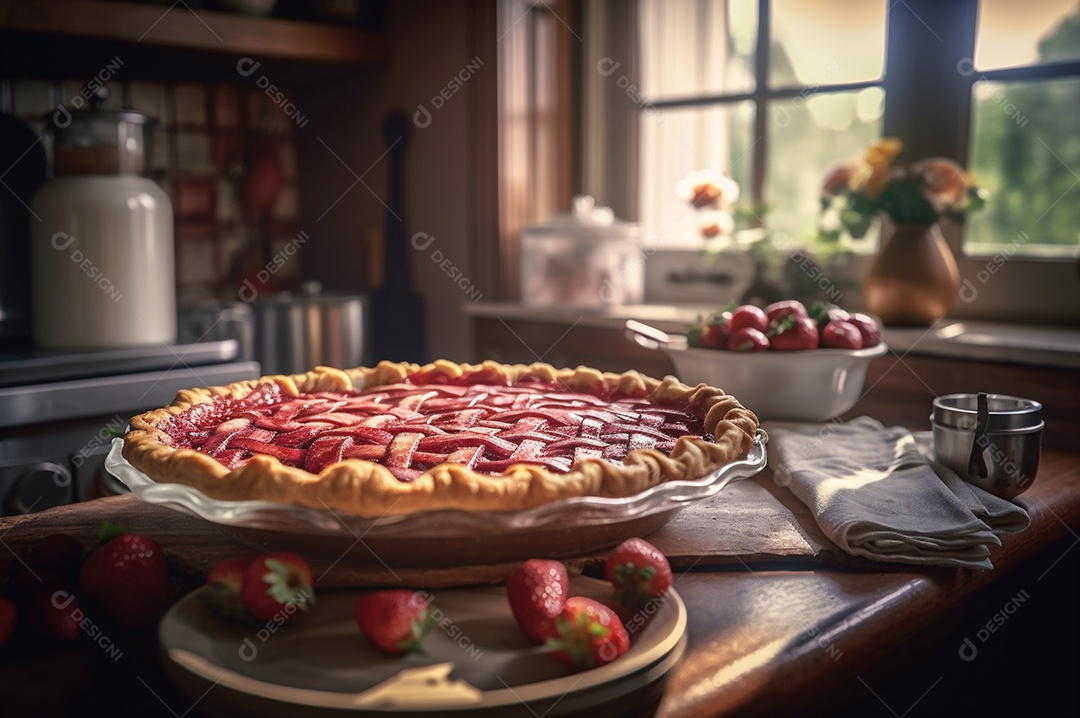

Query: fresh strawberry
[
  {"left": 201, "top": 557, "right": 254, "bottom": 623},
  {"left": 27, "top": 588, "right": 82, "bottom": 642},
  {"left": 354, "top": 589, "right": 435, "bottom": 656},
  {"left": 700, "top": 322, "right": 730, "bottom": 349},
  {"left": 0, "top": 596, "right": 16, "bottom": 647},
  {"left": 79, "top": 527, "right": 171, "bottom": 630},
  {"left": 764, "top": 299, "right": 809, "bottom": 324},
  {"left": 847, "top": 313, "right": 882, "bottom": 348},
  {"left": 240, "top": 552, "right": 314, "bottom": 623},
  {"left": 821, "top": 319, "right": 864, "bottom": 349},
  {"left": 729, "top": 305, "right": 769, "bottom": 333},
  {"left": 9, "top": 533, "right": 85, "bottom": 584},
  {"left": 507, "top": 559, "right": 569, "bottom": 643},
  {"left": 547, "top": 596, "right": 630, "bottom": 670},
  {"left": 604, "top": 537, "right": 673, "bottom": 611},
  {"left": 727, "top": 326, "right": 769, "bottom": 352},
  {"left": 769, "top": 315, "right": 820, "bottom": 351}
]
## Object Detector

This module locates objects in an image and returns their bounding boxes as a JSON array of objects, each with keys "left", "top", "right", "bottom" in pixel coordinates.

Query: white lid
[{"left": 524, "top": 195, "right": 640, "bottom": 239}]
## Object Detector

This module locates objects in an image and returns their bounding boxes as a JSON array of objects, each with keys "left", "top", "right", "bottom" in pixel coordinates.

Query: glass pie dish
[{"left": 106, "top": 430, "right": 767, "bottom": 565}]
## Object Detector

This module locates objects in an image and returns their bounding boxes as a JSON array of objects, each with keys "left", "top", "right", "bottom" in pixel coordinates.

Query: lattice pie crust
[{"left": 123, "top": 360, "right": 759, "bottom": 518}]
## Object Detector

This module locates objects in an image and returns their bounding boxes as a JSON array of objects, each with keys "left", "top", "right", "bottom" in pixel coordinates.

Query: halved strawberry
[
  {"left": 604, "top": 537, "right": 673, "bottom": 612},
  {"left": 547, "top": 596, "right": 630, "bottom": 670},
  {"left": 354, "top": 589, "right": 435, "bottom": 656},
  {"left": 506, "top": 559, "right": 569, "bottom": 644},
  {"left": 240, "top": 552, "right": 314, "bottom": 623},
  {"left": 201, "top": 557, "right": 254, "bottom": 623}
]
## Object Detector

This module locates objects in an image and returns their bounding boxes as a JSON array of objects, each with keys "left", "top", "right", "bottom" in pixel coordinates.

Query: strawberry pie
[{"left": 123, "top": 360, "right": 759, "bottom": 518}]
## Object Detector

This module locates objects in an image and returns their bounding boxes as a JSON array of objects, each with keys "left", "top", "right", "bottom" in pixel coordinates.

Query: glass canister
[
  {"left": 30, "top": 92, "right": 175, "bottom": 349},
  {"left": 521, "top": 195, "right": 643, "bottom": 308}
]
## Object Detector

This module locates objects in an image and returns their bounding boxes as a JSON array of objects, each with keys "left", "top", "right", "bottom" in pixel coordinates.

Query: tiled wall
[{"left": 6, "top": 78, "right": 302, "bottom": 302}]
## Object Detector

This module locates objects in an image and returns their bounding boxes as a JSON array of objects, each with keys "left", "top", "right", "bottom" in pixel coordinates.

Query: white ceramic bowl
[{"left": 663, "top": 343, "right": 888, "bottom": 422}]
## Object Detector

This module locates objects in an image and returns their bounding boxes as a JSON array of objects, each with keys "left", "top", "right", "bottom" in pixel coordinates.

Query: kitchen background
[
  {"left": 1, "top": 0, "right": 487, "bottom": 362},
  {"left": 1, "top": 0, "right": 1078, "bottom": 516}
]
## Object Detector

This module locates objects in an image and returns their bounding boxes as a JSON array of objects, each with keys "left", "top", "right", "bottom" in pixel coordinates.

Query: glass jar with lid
[
  {"left": 521, "top": 195, "right": 643, "bottom": 308},
  {"left": 31, "top": 87, "right": 176, "bottom": 349}
]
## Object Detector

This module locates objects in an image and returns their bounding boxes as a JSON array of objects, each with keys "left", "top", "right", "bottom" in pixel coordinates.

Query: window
[
  {"left": 638, "top": 0, "right": 887, "bottom": 249},
  {"left": 965, "top": 0, "right": 1080, "bottom": 258},
  {"left": 583, "top": 0, "right": 1080, "bottom": 323}
]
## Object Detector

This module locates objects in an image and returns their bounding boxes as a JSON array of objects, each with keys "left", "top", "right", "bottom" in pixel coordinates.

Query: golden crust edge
[{"left": 122, "top": 360, "right": 760, "bottom": 518}]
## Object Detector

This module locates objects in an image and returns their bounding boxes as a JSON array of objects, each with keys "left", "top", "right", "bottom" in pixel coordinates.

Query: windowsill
[{"left": 464, "top": 302, "right": 1080, "bottom": 370}]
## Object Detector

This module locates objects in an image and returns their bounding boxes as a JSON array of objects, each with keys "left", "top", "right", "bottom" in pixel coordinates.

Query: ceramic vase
[{"left": 863, "top": 222, "right": 959, "bottom": 326}]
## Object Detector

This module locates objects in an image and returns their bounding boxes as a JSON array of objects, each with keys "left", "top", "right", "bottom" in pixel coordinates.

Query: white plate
[{"left": 159, "top": 576, "right": 687, "bottom": 717}]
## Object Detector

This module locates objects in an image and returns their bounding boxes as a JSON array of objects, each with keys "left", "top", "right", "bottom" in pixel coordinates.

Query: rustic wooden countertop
[{"left": 0, "top": 448, "right": 1076, "bottom": 717}]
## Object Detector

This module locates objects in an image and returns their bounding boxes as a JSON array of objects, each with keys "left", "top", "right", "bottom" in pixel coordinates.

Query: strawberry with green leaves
[
  {"left": 201, "top": 557, "right": 254, "bottom": 623},
  {"left": 79, "top": 522, "right": 171, "bottom": 629},
  {"left": 240, "top": 552, "right": 314, "bottom": 623},
  {"left": 354, "top": 589, "right": 436, "bottom": 656},
  {"left": 506, "top": 559, "right": 569, "bottom": 644},
  {"left": 604, "top": 537, "right": 673, "bottom": 612},
  {"left": 547, "top": 596, "right": 629, "bottom": 670}
]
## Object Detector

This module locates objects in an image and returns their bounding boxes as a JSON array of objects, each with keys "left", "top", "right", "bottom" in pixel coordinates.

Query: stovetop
[{"left": 0, "top": 339, "right": 241, "bottom": 388}]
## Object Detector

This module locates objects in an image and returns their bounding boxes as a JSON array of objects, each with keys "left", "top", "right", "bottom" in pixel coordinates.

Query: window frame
[{"left": 606, "top": 0, "right": 1080, "bottom": 324}]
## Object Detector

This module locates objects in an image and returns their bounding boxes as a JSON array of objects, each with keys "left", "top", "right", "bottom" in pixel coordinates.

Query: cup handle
[{"left": 967, "top": 391, "right": 990, "bottom": 479}]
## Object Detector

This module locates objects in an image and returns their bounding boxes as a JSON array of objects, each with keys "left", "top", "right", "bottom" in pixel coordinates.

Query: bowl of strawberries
[{"left": 628, "top": 300, "right": 887, "bottom": 422}]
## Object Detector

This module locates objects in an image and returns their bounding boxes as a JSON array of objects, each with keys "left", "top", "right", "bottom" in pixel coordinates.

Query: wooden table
[{"left": 1, "top": 450, "right": 1077, "bottom": 717}]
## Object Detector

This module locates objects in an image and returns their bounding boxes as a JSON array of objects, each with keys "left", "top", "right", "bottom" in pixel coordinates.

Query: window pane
[
  {"left": 975, "top": 0, "right": 1080, "bottom": 70},
  {"left": 639, "top": 0, "right": 757, "bottom": 100},
  {"left": 765, "top": 88, "right": 884, "bottom": 247},
  {"left": 965, "top": 77, "right": 1080, "bottom": 257},
  {"left": 640, "top": 103, "right": 755, "bottom": 247},
  {"left": 770, "top": 0, "right": 886, "bottom": 88}
]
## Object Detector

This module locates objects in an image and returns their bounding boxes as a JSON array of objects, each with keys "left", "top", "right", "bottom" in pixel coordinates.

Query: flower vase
[{"left": 863, "top": 222, "right": 959, "bottom": 326}]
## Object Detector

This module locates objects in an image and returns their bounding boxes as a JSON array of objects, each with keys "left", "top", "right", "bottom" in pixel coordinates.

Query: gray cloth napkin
[{"left": 767, "top": 417, "right": 1030, "bottom": 570}]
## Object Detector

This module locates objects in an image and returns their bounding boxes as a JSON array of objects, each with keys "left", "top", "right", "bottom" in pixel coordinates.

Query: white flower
[{"left": 676, "top": 169, "right": 740, "bottom": 209}]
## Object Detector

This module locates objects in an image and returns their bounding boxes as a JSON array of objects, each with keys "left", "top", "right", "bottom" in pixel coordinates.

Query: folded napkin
[{"left": 768, "top": 417, "right": 1030, "bottom": 570}]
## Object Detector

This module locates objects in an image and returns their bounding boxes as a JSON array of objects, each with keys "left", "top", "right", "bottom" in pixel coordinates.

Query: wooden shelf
[{"left": 0, "top": 0, "right": 388, "bottom": 80}]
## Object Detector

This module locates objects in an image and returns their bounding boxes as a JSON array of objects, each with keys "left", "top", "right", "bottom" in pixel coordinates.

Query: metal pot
[
  {"left": 249, "top": 282, "right": 370, "bottom": 376},
  {"left": 931, "top": 393, "right": 1043, "bottom": 500}
]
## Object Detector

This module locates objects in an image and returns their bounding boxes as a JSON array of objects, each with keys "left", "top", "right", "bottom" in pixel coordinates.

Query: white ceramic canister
[{"left": 30, "top": 101, "right": 175, "bottom": 349}]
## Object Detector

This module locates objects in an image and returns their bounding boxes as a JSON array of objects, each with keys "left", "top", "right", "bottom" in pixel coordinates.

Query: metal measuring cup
[{"left": 931, "top": 393, "right": 1043, "bottom": 500}]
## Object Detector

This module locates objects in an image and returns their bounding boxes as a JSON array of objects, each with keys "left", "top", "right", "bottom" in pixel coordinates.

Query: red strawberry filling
[{"left": 163, "top": 377, "right": 708, "bottom": 481}]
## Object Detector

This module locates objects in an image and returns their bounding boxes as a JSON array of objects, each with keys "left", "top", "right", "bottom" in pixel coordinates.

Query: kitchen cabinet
[{"left": 0, "top": 0, "right": 389, "bottom": 81}]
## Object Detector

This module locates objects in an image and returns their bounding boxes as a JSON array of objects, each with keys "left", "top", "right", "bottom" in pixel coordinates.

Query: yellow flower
[{"left": 855, "top": 137, "right": 903, "bottom": 197}]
